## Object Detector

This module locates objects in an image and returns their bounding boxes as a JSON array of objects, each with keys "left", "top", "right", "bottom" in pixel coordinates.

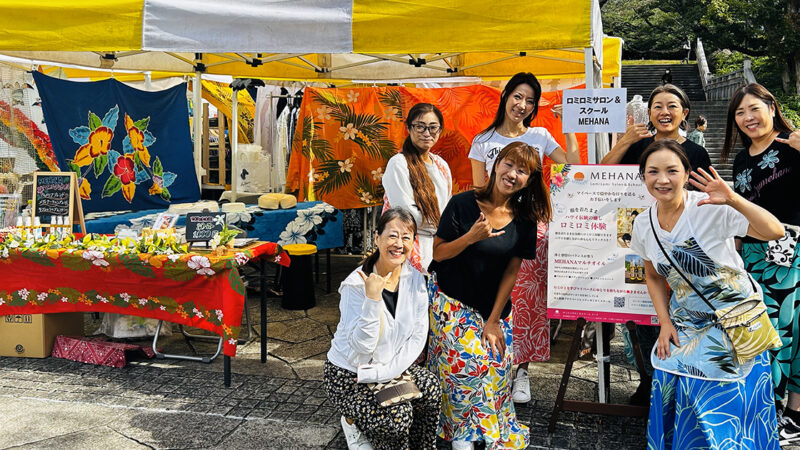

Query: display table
[
  {"left": 0, "top": 242, "right": 289, "bottom": 385},
  {"left": 85, "top": 201, "right": 343, "bottom": 250}
]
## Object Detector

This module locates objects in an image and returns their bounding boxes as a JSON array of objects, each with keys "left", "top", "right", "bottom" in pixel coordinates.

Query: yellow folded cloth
[{"left": 221, "top": 202, "right": 246, "bottom": 213}]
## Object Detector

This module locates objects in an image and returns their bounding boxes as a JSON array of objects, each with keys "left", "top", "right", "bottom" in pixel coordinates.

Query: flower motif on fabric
[
  {"left": 757, "top": 149, "right": 780, "bottom": 170},
  {"left": 278, "top": 220, "right": 308, "bottom": 246},
  {"left": 66, "top": 105, "right": 178, "bottom": 204},
  {"left": 338, "top": 158, "right": 353, "bottom": 173},
  {"left": 340, "top": 124, "right": 358, "bottom": 141},
  {"left": 735, "top": 168, "right": 752, "bottom": 192},
  {"left": 187, "top": 255, "right": 215, "bottom": 276},
  {"left": 81, "top": 250, "right": 109, "bottom": 267}
]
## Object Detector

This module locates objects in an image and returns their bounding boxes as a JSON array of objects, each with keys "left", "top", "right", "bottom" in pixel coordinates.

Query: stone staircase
[
  {"left": 689, "top": 101, "right": 733, "bottom": 182},
  {"left": 621, "top": 64, "right": 706, "bottom": 102},
  {"left": 620, "top": 64, "right": 734, "bottom": 181}
]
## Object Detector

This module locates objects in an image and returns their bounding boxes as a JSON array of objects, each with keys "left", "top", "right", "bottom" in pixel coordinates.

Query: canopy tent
[
  {"left": 0, "top": 0, "right": 611, "bottom": 180},
  {"left": 0, "top": 0, "right": 605, "bottom": 82}
]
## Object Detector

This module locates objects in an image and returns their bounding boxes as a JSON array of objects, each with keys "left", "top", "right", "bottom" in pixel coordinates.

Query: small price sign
[{"left": 185, "top": 212, "right": 226, "bottom": 243}]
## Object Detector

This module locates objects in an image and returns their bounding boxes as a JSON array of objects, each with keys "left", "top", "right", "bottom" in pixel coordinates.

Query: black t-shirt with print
[
  {"left": 732, "top": 132, "right": 800, "bottom": 229},
  {"left": 620, "top": 136, "right": 712, "bottom": 174},
  {"left": 428, "top": 191, "right": 537, "bottom": 320}
]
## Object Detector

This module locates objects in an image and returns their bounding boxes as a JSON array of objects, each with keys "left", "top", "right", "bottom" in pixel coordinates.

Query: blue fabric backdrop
[{"left": 33, "top": 72, "right": 200, "bottom": 213}]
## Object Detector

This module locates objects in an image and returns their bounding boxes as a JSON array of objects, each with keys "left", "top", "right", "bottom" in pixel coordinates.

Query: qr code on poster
[{"left": 613, "top": 296, "right": 625, "bottom": 308}]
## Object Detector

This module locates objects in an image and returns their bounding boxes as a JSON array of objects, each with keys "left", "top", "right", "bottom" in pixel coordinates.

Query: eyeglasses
[{"left": 410, "top": 123, "right": 441, "bottom": 135}]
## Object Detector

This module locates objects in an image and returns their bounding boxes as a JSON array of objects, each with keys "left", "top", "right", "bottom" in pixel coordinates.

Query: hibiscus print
[
  {"left": 316, "top": 106, "right": 331, "bottom": 122},
  {"left": 371, "top": 167, "right": 383, "bottom": 181},
  {"left": 234, "top": 252, "right": 250, "bottom": 266},
  {"left": 757, "top": 149, "right": 780, "bottom": 170},
  {"left": 73, "top": 126, "right": 113, "bottom": 167},
  {"left": 82, "top": 250, "right": 110, "bottom": 266},
  {"left": 278, "top": 220, "right": 308, "bottom": 246},
  {"left": 346, "top": 90, "right": 359, "bottom": 103},
  {"left": 187, "top": 255, "right": 215, "bottom": 276},
  {"left": 735, "top": 168, "right": 752, "bottom": 192}
]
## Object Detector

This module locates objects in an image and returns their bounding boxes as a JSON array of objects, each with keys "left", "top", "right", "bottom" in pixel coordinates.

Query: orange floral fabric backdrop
[{"left": 286, "top": 85, "right": 587, "bottom": 210}]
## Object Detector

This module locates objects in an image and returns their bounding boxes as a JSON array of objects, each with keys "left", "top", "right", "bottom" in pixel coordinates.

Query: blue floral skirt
[
  {"left": 426, "top": 276, "right": 528, "bottom": 449},
  {"left": 647, "top": 351, "right": 778, "bottom": 449}
]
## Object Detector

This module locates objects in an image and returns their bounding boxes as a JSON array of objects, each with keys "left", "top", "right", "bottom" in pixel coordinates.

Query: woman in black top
[
  {"left": 426, "top": 142, "right": 549, "bottom": 449},
  {"left": 601, "top": 84, "right": 711, "bottom": 174},
  {"left": 720, "top": 83, "right": 800, "bottom": 445}
]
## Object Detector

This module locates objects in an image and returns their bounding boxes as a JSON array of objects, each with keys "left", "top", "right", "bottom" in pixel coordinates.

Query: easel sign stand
[
  {"left": 31, "top": 171, "right": 86, "bottom": 235},
  {"left": 547, "top": 319, "right": 649, "bottom": 433}
]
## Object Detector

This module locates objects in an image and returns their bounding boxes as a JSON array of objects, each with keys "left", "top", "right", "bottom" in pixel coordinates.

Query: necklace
[{"left": 657, "top": 201, "right": 684, "bottom": 232}]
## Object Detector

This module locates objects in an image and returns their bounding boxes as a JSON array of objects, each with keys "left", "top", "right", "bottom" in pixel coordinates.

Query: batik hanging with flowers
[{"left": 32, "top": 72, "right": 200, "bottom": 213}]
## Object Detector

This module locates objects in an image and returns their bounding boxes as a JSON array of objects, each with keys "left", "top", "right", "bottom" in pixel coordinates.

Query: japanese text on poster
[
  {"left": 562, "top": 88, "right": 627, "bottom": 133},
  {"left": 547, "top": 164, "right": 657, "bottom": 325}
]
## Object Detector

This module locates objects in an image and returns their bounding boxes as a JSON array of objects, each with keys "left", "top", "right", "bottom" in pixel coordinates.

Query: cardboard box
[{"left": 0, "top": 313, "right": 85, "bottom": 358}]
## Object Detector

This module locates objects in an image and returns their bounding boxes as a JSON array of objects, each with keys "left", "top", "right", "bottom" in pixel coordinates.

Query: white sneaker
[
  {"left": 512, "top": 368, "right": 531, "bottom": 403},
  {"left": 340, "top": 415, "right": 374, "bottom": 450},
  {"left": 452, "top": 441, "right": 475, "bottom": 450}
]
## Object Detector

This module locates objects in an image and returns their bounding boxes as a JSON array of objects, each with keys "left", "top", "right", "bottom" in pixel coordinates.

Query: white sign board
[
  {"left": 547, "top": 164, "right": 658, "bottom": 325},
  {"left": 562, "top": 88, "right": 627, "bottom": 133}
]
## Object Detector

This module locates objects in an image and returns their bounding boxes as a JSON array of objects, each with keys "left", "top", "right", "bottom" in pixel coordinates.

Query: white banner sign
[
  {"left": 547, "top": 164, "right": 658, "bottom": 325},
  {"left": 562, "top": 88, "right": 627, "bottom": 133}
]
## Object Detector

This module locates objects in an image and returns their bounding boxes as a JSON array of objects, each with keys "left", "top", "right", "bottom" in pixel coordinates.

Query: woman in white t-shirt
[
  {"left": 383, "top": 103, "right": 452, "bottom": 273},
  {"left": 469, "top": 72, "right": 580, "bottom": 402},
  {"left": 629, "top": 139, "right": 783, "bottom": 449}
]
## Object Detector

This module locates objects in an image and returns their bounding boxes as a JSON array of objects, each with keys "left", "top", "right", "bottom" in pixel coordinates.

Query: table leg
[
  {"left": 260, "top": 259, "right": 267, "bottom": 364},
  {"left": 326, "top": 249, "right": 332, "bottom": 293},
  {"left": 224, "top": 355, "right": 231, "bottom": 387}
]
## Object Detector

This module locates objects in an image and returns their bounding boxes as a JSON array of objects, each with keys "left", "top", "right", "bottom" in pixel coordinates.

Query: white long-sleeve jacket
[{"left": 326, "top": 262, "right": 429, "bottom": 383}]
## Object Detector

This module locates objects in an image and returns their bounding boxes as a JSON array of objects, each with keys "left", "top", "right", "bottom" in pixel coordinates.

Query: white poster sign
[
  {"left": 547, "top": 164, "right": 658, "bottom": 325},
  {"left": 562, "top": 88, "right": 627, "bottom": 133}
]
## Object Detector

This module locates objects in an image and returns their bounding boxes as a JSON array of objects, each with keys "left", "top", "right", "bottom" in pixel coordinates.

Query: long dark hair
[
  {"left": 361, "top": 208, "right": 417, "bottom": 274},
  {"left": 720, "top": 83, "right": 795, "bottom": 163},
  {"left": 647, "top": 84, "right": 691, "bottom": 133},
  {"left": 638, "top": 139, "right": 691, "bottom": 177},
  {"left": 401, "top": 103, "right": 444, "bottom": 227},
  {"left": 475, "top": 141, "right": 551, "bottom": 223},
  {"left": 475, "top": 72, "right": 541, "bottom": 142}
]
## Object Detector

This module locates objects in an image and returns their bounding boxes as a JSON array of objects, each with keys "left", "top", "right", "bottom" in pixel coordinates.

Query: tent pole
[
  {"left": 584, "top": 48, "right": 597, "bottom": 165},
  {"left": 193, "top": 72, "right": 203, "bottom": 189},
  {"left": 231, "top": 85, "right": 239, "bottom": 202}
]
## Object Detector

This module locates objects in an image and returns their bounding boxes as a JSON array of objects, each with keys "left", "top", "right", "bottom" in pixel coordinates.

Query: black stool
[{"left": 280, "top": 243, "right": 317, "bottom": 310}]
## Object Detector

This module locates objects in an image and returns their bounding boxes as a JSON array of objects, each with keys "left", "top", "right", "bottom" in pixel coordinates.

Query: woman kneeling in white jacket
[{"left": 325, "top": 208, "right": 441, "bottom": 450}]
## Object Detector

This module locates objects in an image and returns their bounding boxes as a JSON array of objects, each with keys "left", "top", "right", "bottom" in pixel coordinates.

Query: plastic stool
[{"left": 281, "top": 243, "right": 317, "bottom": 310}]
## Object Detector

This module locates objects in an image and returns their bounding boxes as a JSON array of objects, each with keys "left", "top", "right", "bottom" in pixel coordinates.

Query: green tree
[{"left": 603, "top": 0, "right": 800, "bottom": 94}]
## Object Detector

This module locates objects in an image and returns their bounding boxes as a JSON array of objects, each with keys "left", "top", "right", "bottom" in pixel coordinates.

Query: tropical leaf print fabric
[
  {"left": 647, "top": 351, "right": 779, "bottom": 450},
  {"left": 426, "top": 276, "right": 528, "bottom": 449},
  {"left": 286, "top": 86, "right": 588, "bottom": 210},
  {"left": 511, "top": 222, "right": 550, "bottom": 363},
  {"left": 742, "top": 241, "right": 800, "bottom": 399},
  {"left": 652, "top": 238, "right": 760, "bottom": 381}
]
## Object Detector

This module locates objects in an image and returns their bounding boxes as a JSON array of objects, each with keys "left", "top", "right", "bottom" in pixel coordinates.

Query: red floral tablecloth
[{"left": 0, "top": 242, "right": 289, "bottom": 357}]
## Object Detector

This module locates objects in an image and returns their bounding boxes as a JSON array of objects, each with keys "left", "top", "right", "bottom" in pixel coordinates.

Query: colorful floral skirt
[
  {"left": 426, "top": 276, "right": 529, "bottom": 449},
  {"left": 511, "top": 221, "right": 550, "bottom": 364},
  {"left": 647, "top": 351, "right": 778, "bottom": 450},
  {"left": 742, "top": 241, "right": 800, "bottom": 399}
]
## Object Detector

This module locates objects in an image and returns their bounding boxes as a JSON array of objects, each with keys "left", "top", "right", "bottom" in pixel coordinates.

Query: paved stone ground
[{"left": 0, "top": 255, "right": 660, "bottom": 449}]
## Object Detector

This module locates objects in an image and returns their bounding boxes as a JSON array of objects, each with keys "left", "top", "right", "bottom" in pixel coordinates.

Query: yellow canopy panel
[{"left": 0, "top": 0, "right": 600, "bottom": 54}]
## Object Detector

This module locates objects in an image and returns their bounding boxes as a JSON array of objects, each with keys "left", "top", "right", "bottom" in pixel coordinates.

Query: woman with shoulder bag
[
  {"left": 720, "top": 83, "right": 800, "bottom": 445},
  {"left": 630, "top": 139, "right": 783, "bottom": 449},
  {"left": 324, "top": 208, "right": 441, "bottom": 450}
]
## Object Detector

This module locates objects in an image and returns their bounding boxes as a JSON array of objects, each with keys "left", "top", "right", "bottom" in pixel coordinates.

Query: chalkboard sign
[
  {"left": 185, "top": 212, "right": 226, "bottom": 242},
  {"left": 31, "top": 172, "right": 86, "bottom": 233}
]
